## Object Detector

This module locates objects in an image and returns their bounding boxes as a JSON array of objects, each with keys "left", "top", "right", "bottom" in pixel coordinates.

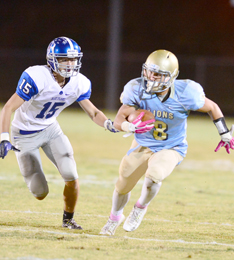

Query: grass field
[{"left": 0, "top": 106, "right": 234, "bottom": 260}]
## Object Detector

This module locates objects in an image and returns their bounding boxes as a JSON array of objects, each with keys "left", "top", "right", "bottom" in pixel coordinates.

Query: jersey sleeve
[
  {"left": 120, "top": 79, "right": 141, "bottom": 107},
  {"left": 76, "top": 82, "right": 92, "bottom": 102},
  {"left": 76, "top": 87, "right": 91, "bottom": 101},
  {"left": 16, "top": 71, "right": 39, "bottom": 101},
  {"left": 180, "top": 80, "right": 205, "bottom": 111}
]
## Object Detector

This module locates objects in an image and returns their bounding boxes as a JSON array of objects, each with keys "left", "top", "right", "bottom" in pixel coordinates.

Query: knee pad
[
  {"left": 144, "top": 177, "right": 162, "bottom": 192},
  {"left": 115, "top": 177, "right": 132, "bottom": 195},
  {"left": 146, "top": 164, "right": 168, "bottom": 183},
  {"left": 29, "top": 172, "right": 49, "bottom": 199}
]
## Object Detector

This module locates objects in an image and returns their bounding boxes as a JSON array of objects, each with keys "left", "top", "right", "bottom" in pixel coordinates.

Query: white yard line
[
  {"left": 0, "top": 226, "right": 234, "bottom": 248},
  {"left": 0, "top": 210, "right": 233, "bottom": 227},
  {"left": 0, "top": 257, "right": 72, "bottom": 260}
]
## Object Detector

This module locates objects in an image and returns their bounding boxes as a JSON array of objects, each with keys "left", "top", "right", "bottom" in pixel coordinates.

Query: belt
[{"left": 19, "top": 129, "right": 44, "bottom": 135}]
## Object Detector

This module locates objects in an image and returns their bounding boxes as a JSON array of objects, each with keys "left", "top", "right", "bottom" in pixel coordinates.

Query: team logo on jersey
[
  {"left": 51, "top": 97, "right": 66, "bottom": 101},
  {"left": 153, "top": 110, "right": 174, "bottom": 120}
]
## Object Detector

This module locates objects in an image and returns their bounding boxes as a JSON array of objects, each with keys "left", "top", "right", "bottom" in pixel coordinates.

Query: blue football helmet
[{"left": 46, "top": 37, "right": 83, "bottom": 78}]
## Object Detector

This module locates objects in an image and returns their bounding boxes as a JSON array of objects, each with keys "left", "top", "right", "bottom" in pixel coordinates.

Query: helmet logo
[
  {"left": 67, "top": 49, "right": 78, "bottom": 58},
  {"left": 149, "top": 64, "right": 160, "bottom": 71}
]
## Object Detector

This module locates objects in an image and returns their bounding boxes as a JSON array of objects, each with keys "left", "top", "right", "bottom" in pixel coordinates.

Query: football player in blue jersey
[
  {"left": 100, "top": 49, "right": 234, "bottom": 235},
  {"left": 0, "top": 36, "right": 118, "bottom": 230}
]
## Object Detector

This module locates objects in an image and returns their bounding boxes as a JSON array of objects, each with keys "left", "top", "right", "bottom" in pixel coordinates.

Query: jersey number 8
[{"left": 153, "top": 121, "right": 168, "bottom": 140}]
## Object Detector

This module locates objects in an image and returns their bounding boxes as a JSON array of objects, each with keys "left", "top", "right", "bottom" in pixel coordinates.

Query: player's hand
[
  {"left": 131, "top": 112, "right": 155, "bottom": 133},
  {"left": 104, "top": 119, "right": 120, "bottom": 133},
  {"left": 122, "top": 112, "right": 155, "bottom": 137},
  {"left": 0, "top": 140, "right": 20, "bottom": 159},
  {"left": 215, "top": 125, "right": 234, "bottom": 154}
]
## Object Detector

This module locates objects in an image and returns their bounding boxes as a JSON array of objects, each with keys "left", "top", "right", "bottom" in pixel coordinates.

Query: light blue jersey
[{"left": 121, "top": 78, "right": 206, "bottom": 157}]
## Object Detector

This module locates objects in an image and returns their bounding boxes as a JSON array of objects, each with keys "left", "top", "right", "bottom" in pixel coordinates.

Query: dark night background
[{"left": 1, "top": 0, "right": 234, "bottom": 114}]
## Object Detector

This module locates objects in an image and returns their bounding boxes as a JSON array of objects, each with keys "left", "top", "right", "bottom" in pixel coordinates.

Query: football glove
[
  {"left": 104, "top": 119, "right": 119, "bottom": 133},
  {"left": 0, "top": 140, "right": 20, "bottom": 159},
  {"left": 215, "top": 125, "right": 234, "bottom": 154},
  {"left": 121, "top": 112, "right": 155, "bottom": 137}
]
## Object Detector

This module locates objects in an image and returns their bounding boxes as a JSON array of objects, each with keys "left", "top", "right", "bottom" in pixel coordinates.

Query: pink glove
[
  {"left": 132, "top": 112, "right": 155, "bottom": 134},
  {"left": 215, "top": 126, "right": 234, "bottom": 154},
  {"left": 215, "top": 138, "right": 234, "bottom": 154}
]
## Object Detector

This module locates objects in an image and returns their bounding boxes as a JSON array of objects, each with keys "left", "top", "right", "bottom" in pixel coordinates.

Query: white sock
[
  {"left": 137, "top": 177, "right": 162, "bottom": 208},
  {"left": 110, "top": 189, "right": 130, "bottom": 220}
]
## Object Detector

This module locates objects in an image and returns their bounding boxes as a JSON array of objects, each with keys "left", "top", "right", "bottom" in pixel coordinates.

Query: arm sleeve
[
  {"left": 16, "top": 71, "right": 39, "bottom": 101},
  {"left": 180, "top": 80, "right": 205, "bottom": 111}
]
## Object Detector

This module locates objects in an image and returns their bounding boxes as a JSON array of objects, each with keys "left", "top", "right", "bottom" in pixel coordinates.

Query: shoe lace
[
  {"left": 104, "top": 219, "right": 118, "bottom": 232},
  {"left": 66, "top": 218, "right": 78, "bottom": 227},
  {"left": 129, "top": 207, "right": 144, "bottom": 223}
]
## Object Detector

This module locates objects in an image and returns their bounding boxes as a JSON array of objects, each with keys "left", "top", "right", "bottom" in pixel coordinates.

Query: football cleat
[
  {"left": 123, "top": 205, "right": 147, "bottom": 232},
  {"left": 62, "top": 218, "right": 83, "bottom": 230},
  {"left": 99, "top": 215, "right": 125, "bottom": 236}
]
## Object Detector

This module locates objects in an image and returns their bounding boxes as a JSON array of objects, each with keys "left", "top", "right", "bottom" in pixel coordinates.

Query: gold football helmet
[{"left": 141, "top": 50, "right": 179, "bottom": 93}]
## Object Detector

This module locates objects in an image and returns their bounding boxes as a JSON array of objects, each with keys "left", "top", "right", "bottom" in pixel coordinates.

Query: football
[{"left": 127, "top": 109, "right": 155, "bottom": 123}]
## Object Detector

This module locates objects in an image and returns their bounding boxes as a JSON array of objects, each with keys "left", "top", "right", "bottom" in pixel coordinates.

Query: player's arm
[
  {"left": 197, "top": 97, "right": 234, "bottom": 154},
  {"left": 78, "top": 99, "right": 118, "bottom": 132},
  {"left": 79, "top": 99, "right": 107, "bottom": 127},
  {"left": 0, "top": 93, "right": 24, "bottom": 158},
  {"left": 196, "top": 97, "right": 223, "bottom": 120},
  {"left": 1, "top": 93, "right": 25, "bottom": 136},
  {"left": 113, "top": 104, "right": 136, "bottom": 131}
]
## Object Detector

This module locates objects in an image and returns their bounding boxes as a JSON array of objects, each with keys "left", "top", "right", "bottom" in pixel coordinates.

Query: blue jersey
[
  {"left": 12, "top": 65, "right": 91, "bottom": 131},
  {"left": 121, "top": 78, "right": 205, "bottom": 157}
]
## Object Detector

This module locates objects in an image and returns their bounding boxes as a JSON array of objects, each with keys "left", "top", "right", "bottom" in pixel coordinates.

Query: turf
[{"left": 0, "top": 106, "right": 234, "bottom": 260}]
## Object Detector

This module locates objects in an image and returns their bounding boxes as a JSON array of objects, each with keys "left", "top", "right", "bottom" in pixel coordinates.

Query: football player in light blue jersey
[
  {"left": 100, "top": 49, "right": 234, "bottom": 236},
  {"left": 0, "top": 36, "right": 118, "bottom": 230}
]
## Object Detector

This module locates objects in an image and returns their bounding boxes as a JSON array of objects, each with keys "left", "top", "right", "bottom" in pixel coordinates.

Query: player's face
[
  {"left": 57, "top": 57, "right": 78, "bottom": 66},
  {"left": 143, "top": 69, "right": 171, "bottom": 94},
  {"left": 56, "top": 57, "right": 78, "bottom": 77},
  {"left": 144, "top": 69, "right": 170, "bottom": 83}
]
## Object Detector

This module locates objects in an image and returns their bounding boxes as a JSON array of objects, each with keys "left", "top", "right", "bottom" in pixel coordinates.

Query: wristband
[
  {"left": 213, "top": 117, "right": 229, "bottom": 135},
  {"left": 1, "top": 132, "right": 10, "bottom": 141},
  {"left": 104, "top": 119, "right": 109, "bottom": 129}
]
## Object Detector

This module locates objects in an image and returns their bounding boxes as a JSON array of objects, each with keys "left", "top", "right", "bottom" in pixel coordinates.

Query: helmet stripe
[
  {"left": 63, "top": 37, "right": 74, "bottom": 50},
  {"left": 51, "top": 42, "right": 56, "bottom": 54}
]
